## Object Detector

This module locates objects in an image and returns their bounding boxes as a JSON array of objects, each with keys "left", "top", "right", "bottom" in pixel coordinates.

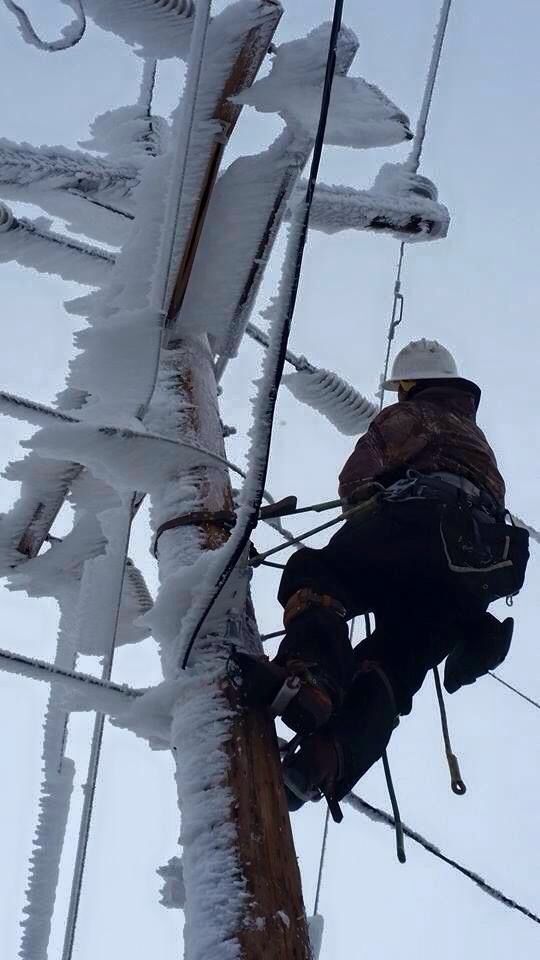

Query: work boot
[
  {"left": 233, "top": 595, "right": 353, "bottom": 736},
  {"left": 283, "top": 663, "right": 397, "bottom": 815},
  {"left": 230, "top": 648, "right": 336, "bottom": 735},
  {"left": 444, "top": 614, "right": 514, "bottom": 694}
]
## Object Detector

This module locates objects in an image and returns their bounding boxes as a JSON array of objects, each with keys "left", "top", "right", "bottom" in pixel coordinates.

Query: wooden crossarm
[{"left": 1, "top": 3, "right": 282, "bottom": 564}]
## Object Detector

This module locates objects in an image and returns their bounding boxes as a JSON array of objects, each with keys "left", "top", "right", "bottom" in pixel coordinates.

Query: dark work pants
[{"left": 278, "top": 499, "right": 488, "bottom": 715}]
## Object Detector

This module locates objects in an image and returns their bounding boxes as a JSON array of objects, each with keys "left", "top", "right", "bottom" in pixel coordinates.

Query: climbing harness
[
  {"left": 250, "top": 495, "right": 380, "bottom": 568},
  {"left": 180, "top": 0, "right": 346, "bottom": 669},
  {"left": 378, "top": 0, "right": 454, "bottom": 409},
  {"left": 433, "top": 664, "right": 466, "bottom": 795}
]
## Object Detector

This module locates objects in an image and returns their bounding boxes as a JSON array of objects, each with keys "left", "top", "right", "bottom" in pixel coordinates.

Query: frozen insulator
[{"left": 282, "top": 369, "right": 376, "bottom": 436}]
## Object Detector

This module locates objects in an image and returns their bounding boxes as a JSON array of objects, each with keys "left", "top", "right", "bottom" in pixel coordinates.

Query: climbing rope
[
  {"left": 378, "top": 0, "right": 454, "bottom": 409},
  {"left": 362, "top": 612, "right": 406, "bottom": 863},
  {"left": 180, "top": 0, "right": 347, "bottom": 669},
  {"left": 346, "top": 792, "right": 540, "bottom": 926},
  {"left": 312, "top": 616, "right": 356, "bottom": 913},
  {"left": 433, "top": 664, "right": 466, "bottom": 795},
  {"left": 313, "top": 810, "right": 330, "bottom": 915}
]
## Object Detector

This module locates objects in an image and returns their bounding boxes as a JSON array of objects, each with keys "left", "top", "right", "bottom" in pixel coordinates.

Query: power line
[
  {"left": 405, "top": 0, "right": 454, "bottom": 175},
  {"left": 345, "top": 792, "right": 540, "bottom": 927},
  {"left": 488, "top": 671, "right": 540, "bottom": 711},
  {"left": 379, "top": 0, "right": 454, "bottom": 409}
]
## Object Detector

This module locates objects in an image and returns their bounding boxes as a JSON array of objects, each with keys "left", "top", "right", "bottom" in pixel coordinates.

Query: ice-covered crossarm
[
  {"left": 177, "top": 128, "right": 309, "bottom": 348},
  {"left": 0, "top": 136, "right": 138, "bottom": 197},
  {"left": 0, "top": 138, "right": 137, "bottom": 245},
  {"left": 182, "top": 21, "right": 358, "bottom": 366},
  {"left": 290, "top": 164, "right": 450, "bottom": 241},
  {"left": 83, "top": 0, "right": 195, "bottom": 60},
  {"left": 63, "top": 0, "right": 280, "bottom": 425},
  {"left": 0, "top": 0, "right": 280, "bottom": 579},
  {"left": 235, "top": 23, "right": 412, "bottom": 147}
]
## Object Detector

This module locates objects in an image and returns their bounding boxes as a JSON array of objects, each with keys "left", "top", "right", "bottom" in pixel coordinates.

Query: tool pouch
[{"left": 439, "top": 504, "right": 529, "bottom": 603}]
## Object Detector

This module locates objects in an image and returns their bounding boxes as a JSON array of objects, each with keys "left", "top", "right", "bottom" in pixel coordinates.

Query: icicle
[
  {"left": 18, "top": 589, "right": 78, "bottom": 960},
  {"left": 157, "top": 856, "right": 185, "bottom": 909},
  {"left": 307, "top": 915, "right": 324, "bottom": 960}
]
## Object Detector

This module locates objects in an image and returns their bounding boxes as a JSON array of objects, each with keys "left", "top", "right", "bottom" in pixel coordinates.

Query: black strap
[{"left": 153, "top": 510, "right": 236, "bottom": 557}]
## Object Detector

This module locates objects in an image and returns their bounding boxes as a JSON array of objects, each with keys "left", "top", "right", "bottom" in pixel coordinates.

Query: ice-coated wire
[
  {"left": 379, "top": 0, "right": 454, "bottom": 408},
  {"left": 346, "top": 792, "right": 540, "bottom": 926},
  {"left": 405, "top": 0, "right": 454, "bottom": 174},
  {"left": 2, "top": 0, "right": 86, "bottom": 51},
  {"left": 488, "top": 671, "right": 540, "bottom": 712},
  {"left": 61, "top": 495, "right": 137, "bottom": 960},
  {"left": 511, "top": 515, "right": 540, "bottom": 545},
  {"left": 156, "top": 0, "right": 212, "bottom": 314}
]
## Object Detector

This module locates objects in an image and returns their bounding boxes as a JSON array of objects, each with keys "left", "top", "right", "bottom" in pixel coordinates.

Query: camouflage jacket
[{"left": 338, "top": 383, "right": 505, "bottom": 507}]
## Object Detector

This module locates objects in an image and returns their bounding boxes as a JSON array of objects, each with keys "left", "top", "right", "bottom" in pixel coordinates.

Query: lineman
[{"left": 237, "top": 339, "right": 529, "bottom": 817}]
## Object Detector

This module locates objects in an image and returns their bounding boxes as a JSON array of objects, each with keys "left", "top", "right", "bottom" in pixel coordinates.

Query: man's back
[{"left": 339, "top": 381, "right": 505, "bottom": 506}]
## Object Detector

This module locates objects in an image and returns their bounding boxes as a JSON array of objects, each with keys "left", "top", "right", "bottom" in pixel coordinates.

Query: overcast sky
[{"left": 0, "top": 1, "right": 539, "bottom": 959}]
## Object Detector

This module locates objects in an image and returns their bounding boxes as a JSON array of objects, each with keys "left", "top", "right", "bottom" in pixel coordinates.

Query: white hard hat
[{"left": 382, "top": 338, "right": 459, "bottom": 391}]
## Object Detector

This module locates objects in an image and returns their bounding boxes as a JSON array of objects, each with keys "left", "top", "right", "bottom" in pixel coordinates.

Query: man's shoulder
[{"left": 374, "top": 400, "right": 422, "bottom": 428}]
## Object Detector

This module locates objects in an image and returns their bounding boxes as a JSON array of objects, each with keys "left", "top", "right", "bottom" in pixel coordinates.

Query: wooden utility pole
[{"left": 152, "top": 336, "right": 312, "bottom": 957}]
